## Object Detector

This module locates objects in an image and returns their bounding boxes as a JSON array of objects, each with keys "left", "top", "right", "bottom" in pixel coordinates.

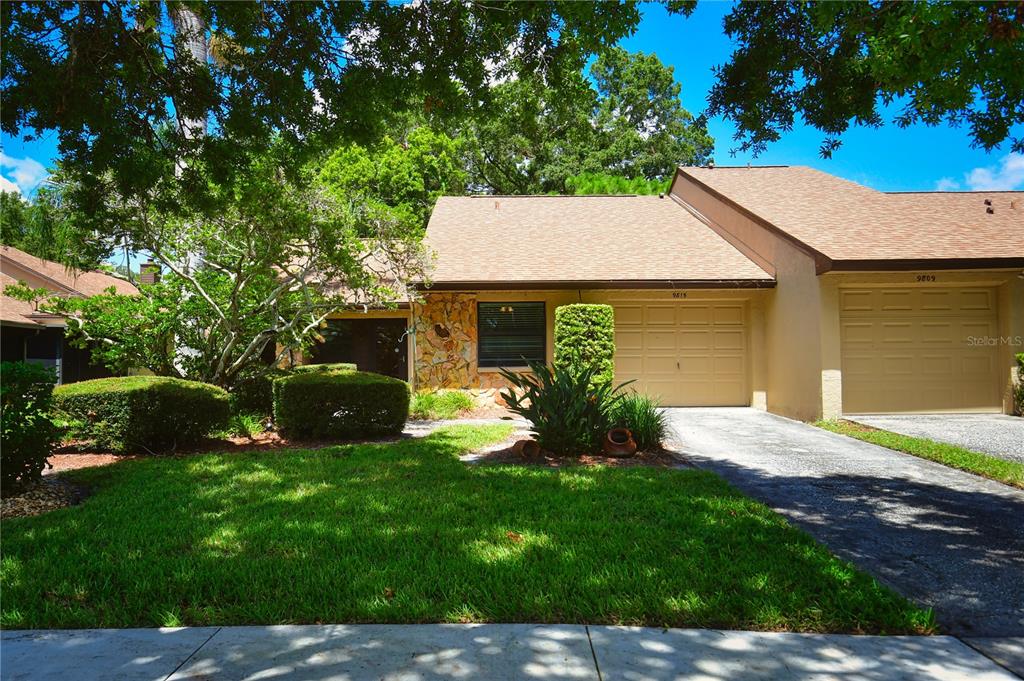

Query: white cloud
[
  {"left": 0, "top": 175, "right": 21, "bottom": 195},
  {"left": 0, "top": 152, "right": 48, "bottom": 195},
  {"left": 934, "top": 177, "right": 960, "bottom": 192},
  {"left": 964, "top": 153, "right": 1024, "bottom": 191}
]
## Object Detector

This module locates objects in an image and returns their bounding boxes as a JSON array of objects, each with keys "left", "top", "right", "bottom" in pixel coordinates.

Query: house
[
  {"left": 0, "top": 245, "right": 139, "bottom": 383},
  {"left": 319, "top": 165, "right": 1024, "bottom": 420}
]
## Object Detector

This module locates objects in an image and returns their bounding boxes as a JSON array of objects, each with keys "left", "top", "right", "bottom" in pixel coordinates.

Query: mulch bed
[
  {"left": 1, "top": 477, "right": 90, "bottom": 519},
  {"left": 471, "top": 439, "right": 689, "bottom": 468}
]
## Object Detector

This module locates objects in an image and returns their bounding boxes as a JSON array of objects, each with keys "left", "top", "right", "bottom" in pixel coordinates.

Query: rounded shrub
[
  {"left": 230, "top": 367, "right": 291, "bottom": 417},
  {"left": 273, "top": 370, "right": 409, "bottom": 439},
  {"left": 554, "top": 303, "right": 615, "bottom": 387},
  {"left": 54, "top": 376, "right": 231, "bottom": 453},
  {"left": 1, "top": 362, "right": 58, "bottom": 491}
]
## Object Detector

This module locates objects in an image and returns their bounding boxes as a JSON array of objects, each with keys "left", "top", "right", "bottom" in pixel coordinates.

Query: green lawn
[
  {"left": 816, "top": 420, "right": 1024, "bottom": 489},
  {"left": 1, "top": 425, "right": 932, "bottom": 633}
]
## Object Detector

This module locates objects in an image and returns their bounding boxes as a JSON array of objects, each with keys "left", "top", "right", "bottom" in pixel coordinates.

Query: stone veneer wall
[{"left": 412, "top": 292, "right": 517, "bottom": 402}]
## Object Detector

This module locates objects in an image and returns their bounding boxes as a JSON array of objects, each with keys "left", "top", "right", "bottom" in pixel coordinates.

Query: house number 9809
[{"left": 916, "top": 275, "right": 936, "bottom": 282}]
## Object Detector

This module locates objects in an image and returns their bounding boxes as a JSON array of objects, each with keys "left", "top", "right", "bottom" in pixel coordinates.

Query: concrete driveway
[
  {"left": 846, "top": 414, "right": 1024, "bottom": 464},
  {"left": 664, "top": 408, "right": 1024, "bottom": 644}
]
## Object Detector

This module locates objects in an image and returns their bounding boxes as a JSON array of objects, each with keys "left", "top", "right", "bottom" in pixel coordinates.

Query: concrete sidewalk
[{"left": 2, "top": 624, "right": 1019, "bottom": 681}]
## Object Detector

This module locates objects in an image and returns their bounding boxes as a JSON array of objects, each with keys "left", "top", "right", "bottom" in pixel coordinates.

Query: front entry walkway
[
  {"left": 2, "top": 624, "right": 1016, "bottom": 681},
  {"left": 664, "top": 408, "right": 1024, "bottom": 647}
]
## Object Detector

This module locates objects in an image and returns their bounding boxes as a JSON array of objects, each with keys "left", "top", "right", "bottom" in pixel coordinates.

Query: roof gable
[{"left": 676, "top": 166, "right": 1024, "bottom": 265}]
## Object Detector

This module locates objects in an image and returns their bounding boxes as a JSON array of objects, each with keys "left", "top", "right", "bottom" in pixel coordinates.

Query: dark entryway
[
  {"left": 310, "top": 318, "right": 409, "bottom": 380},
  {"left": 1, "top": 325, "right": 117, "bottom": 384}
]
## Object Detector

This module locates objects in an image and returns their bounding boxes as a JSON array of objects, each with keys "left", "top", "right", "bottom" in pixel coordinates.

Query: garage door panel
[
  {"left": 612, "top": 301, "right": 748, "bottom": 407},
  {"left": 960, "top": 289, "right": 996, "bottom": 311},
  {"left": 679, "top": 356, "right": 712, "bottom": 376},
  {"left": 713, "top": 329, "right": 745, "bottom": 350},
  {"left": 920, "top": 289, "right": 955, "bottom": 311},
  {"left": 645, "top": 306, "right": 676, "bottom": 325},
  {"left": 881, "top": 355, "right": 915, "bottom": 376},
  {"left": 617, "top": 356, "right": 643, "bottom": 374},
  {"left": 880, "top": 322, "right": 914, "bottom": 344},
  {"left": 645, "top": 330, "right": 678, "bottom": 350},
  {"left": 841, "top": 322, "right": 875, "bottom": 345},
  {"left": 920, "top": 355, "right": 953, "bottom": 377},
  {"left": 679, "top": 329, "right": 711, "bottom": 350},
  {"left": 713, "top": 355, "right": 745, "bottom": 375},
  {"left": 616, "top": 306, "right": 643, "bottom": 326},
  {"left": 880, "top": 289, "right": 914, "bottom": 311},
  {"left": 840, "top": 286, "right": 1000, "bottom": 413},
  {"left": 676, "top": 306, "right": 711, "bottom": 325},
  {"left": 920, "top": 321, "right": 955, "bottom": 345},
  {"left": 615, "top": 329, "right": 643, "bottom": 351},
  {"left": 645, "top": 356, "right": 678, "bottom": 374},
  {"left": 713, "top": 306, "right": 744, "bottom": 325}
]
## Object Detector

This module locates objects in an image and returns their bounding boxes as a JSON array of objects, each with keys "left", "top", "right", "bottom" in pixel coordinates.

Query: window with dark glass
[{"left": 477, "top": 302, "right": 545, "bottom": 368}]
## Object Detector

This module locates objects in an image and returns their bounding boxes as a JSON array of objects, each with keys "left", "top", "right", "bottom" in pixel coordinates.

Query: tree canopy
[
  {"left": 461, "top": 48, "right": 713, "bottom": 194},
  {"left": 696, "top": 1, "right": 1024, "bottom": 157},
  {"left": 1, "top": 1, "right": 643, "bottom": 212},
  {"left": 0, "top": 187, "right": 109, "bottom": 269}
]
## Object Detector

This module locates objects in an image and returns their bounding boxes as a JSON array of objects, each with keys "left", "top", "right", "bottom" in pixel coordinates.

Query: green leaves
[
  {"left": 319, "top": 128, "right": 465, "bottom": 235},
  {"left": 704, "top": 1, "right": 1024, "bottom": 156},
  {"left": 1, "top": 2, "right": 643, "bottom": 210},
  {"left": 0, "top": 361, "right": 58, "bottom": 492},
  {"left": 463, "top": 49, "right": 712, "bottom": 194},
  {"left": 499, "top": 360, "right": 631, "bottom": 456}
]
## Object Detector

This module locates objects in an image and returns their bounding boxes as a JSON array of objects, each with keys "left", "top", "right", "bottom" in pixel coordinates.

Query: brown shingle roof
[
  {"left": 423, "top": 195, "right": 773, "bottom": 286},
  {"left": 678, "top": 166, "right": 1024, "bottom": 263},
  {"left": 1, "top": 245, "right": 138, "bottom": 327}
]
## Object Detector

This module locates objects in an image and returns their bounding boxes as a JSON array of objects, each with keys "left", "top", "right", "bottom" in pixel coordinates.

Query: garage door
[
  {"left": 840, "top": 287, "right": 1001, "bottom": 413},
  {"left": 613, "top": 301, "right": 748, "bottom": 406}
]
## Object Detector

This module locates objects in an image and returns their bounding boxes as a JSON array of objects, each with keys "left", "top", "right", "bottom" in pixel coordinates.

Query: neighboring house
[
  {"left": 317, "top": 165, "right": 1024, "bottom": 420},
  {"left": 0, "top": 245, "right": 139, "bottom": 383}
]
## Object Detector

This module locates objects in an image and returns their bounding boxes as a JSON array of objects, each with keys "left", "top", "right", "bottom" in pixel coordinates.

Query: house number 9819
[{"left": 672, "top": 292, "right": 688, "bottom": 298}]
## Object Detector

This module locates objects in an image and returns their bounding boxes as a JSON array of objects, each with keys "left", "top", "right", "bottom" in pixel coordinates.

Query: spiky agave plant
[{"left": 498, "top": 360, "right": 632, "bottom": 455}]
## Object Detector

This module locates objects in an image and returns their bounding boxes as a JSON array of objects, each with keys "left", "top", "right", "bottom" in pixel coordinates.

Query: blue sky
[{"left": 3, "top": 1, "right": 1023, "bottom": 197}]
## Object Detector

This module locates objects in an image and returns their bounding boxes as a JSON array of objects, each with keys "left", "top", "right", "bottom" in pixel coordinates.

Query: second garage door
[
  {"left": 840, "top": 286, "right": 1001, "bottom": 413},
  {"left": 613, "top": 301, "right": 748, "bottom": 406}
]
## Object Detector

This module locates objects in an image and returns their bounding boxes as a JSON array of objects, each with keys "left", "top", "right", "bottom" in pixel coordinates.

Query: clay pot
[
  {"left": 603, "top": 428, "right": 637, "bottom": 457},
  {"left": 514, "top": 439, "right": 542, "bottom": 459}
]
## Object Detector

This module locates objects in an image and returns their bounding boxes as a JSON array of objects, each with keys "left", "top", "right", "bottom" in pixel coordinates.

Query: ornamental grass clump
[{"left": 612, "top": 393, "right": 668, "bottom": 451}]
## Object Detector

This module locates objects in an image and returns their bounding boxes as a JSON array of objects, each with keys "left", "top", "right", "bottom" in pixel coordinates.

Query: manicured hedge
[
  {"left": 553, "top": 303, "right": 615, "bottom": 386},
  {"left": 273, "top": 370, "right": 409, "bottom": 439},
  {"left": 1, "top": 362, "right": 58, "bottom": 491},
  {"left": 230, "top": 368, "right": 290, "bottom": 416},
  {"left": 54, "top": 376, "right": 230, "bottom": 453},
  {"left": 229, "top": 364, "right": 357, "bottom": 417},
  {"left": 292, "top": 363, "right": 357, "bottom": 375}
]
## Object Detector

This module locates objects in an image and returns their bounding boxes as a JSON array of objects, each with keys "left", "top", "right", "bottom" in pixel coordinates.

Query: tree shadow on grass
[{"left": 1, "top": 427, "right": 931, "bottom": 634}]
